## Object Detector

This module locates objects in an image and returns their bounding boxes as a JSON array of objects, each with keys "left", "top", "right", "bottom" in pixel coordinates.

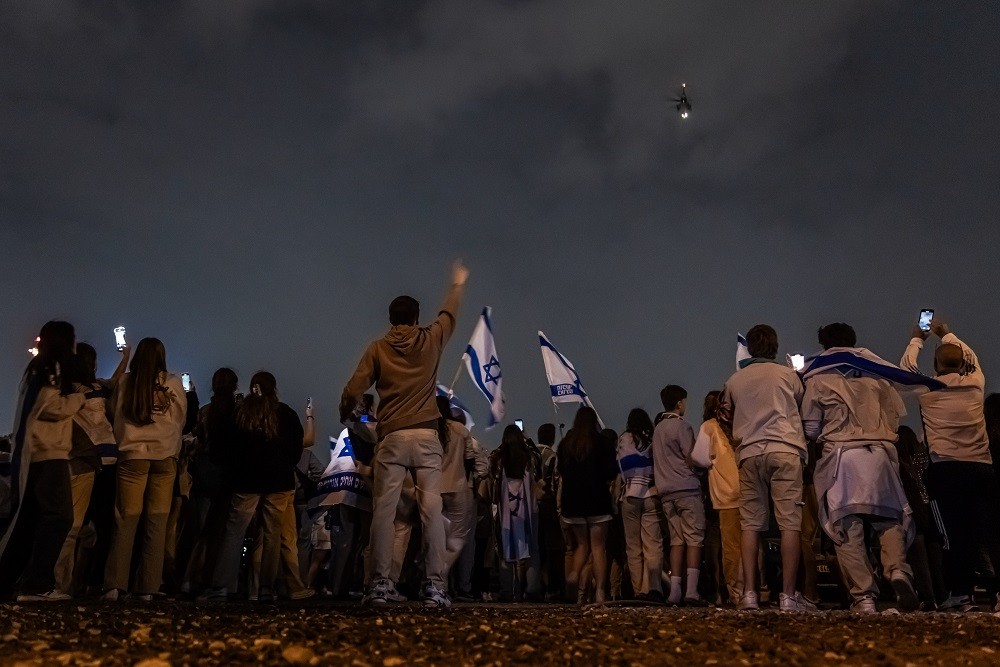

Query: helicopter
[{"left": 673, "top": 83, "right": 691, "bottom": 119}]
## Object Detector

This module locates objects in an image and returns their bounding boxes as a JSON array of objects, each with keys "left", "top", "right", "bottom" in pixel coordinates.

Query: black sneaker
[{"left": 889, "top": 572, "right": 919, "bottom": 612}]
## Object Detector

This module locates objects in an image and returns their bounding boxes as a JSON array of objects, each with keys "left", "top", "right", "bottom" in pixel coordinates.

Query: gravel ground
[{"left": 2, "top": 601, "right": 1000, "bottom": 666}]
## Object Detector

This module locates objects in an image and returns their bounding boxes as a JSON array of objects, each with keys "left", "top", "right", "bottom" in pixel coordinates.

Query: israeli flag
[
  {"left": 436, "top": 384, "right": 476, "bottom": 431},
  {"left": 308, "top": 430, "right": 371, "bottom": 517},
  {"left": 538, "top": 331, "right": 603, "bottom": 426},
  {"left": 463, "top": 307, "right": 506, "bottom": 428},
  {"left": 736, "top": 332, "right": 751, "bottom": 369}
]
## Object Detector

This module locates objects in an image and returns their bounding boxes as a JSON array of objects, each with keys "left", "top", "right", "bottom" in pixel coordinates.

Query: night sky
[{"left": 2, "top": 2, "right": 998, "bottom": 454}]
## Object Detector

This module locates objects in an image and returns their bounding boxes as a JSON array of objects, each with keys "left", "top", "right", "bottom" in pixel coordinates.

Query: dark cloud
[{"left": 1, "top": 1, "right": 998, "bottom": 446}]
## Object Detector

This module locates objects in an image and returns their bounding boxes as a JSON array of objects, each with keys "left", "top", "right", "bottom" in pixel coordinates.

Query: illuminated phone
[
  {"left": 787, "top": 354, "right": 806, "bottom": 372},
  {"left": 515, "top": 419, "right": 524, "bottom": 432},
  {"left": 181, "top": 373, "right": 191, "bottom": 392},
  {"left": 114, "top": 326, "right": 127, "bottom": 351},
  {"left": 918, "top": 309, "right": 934, "bottom": 332}
]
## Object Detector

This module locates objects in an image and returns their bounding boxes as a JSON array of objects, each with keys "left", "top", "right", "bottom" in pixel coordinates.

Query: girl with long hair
[
  {"left": 617, "top": 408, "right": 663, "bottom": 601},
  {"left": 690, "top": 390, "right": 743, "bottom": 604},
  {"left": 557, "top": 406, "right": 618, "bottom": 604},
  {"left": 487, "top": 424, "right": 537, "bottom": 601},
  {"left": 0, "top": 321, "right": 91, "bottom": 601},
  {"left": 103, "top": 337, "right": 186, "bottom": 601},
  {"left": 53, "top": 341, "right": 128, "bottom": 597},
  {"left": 206, "top": 371, "right": 304, "bottom": 601}
]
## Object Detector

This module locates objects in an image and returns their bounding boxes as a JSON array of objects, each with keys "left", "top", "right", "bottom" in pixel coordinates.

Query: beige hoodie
[
  {"left": 113, "top": 372, "right": 187, "bottom": 461},
  {"left": 343, "top": 284, "right": 462, "bottom": 440},
  {"left": 23, "top": 385, "right": 88, "bottom": 463}
]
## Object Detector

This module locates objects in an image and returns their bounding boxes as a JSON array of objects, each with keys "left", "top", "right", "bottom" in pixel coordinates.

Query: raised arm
[
  {"left": 110, "top": 345, "right": 131, "bottom": 386},
  {"left": 303, "top": 399, "right": 315, "bottom": 447},
  {"left": 934, "top": 320, "right": 983, "bottom": 383},
  {"left": 430, "top": 260, "right": 469, "bottom": 347},
  {"left": 900, "top": 325, "right": 928, "bottom": 374}
]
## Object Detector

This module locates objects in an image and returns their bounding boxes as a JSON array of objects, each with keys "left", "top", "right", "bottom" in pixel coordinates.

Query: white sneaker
[
  {"left": 779, "top": 592, "right": 817, "bottom": 613},
  {"left": 424, "top": 585, "right": 452, "bottom": 608},
  {"left": 889, "top": 572, "right": 919, "bottom": 612},
  {"left": 362, "top": 579, "right": 390, "bottom": 606},
  {"left": 737, "top": 591, "right": 759, "bottom": 611},
  {"left": 850, "top": 596, "right": 877, "bottom": 614},
  {"left": 101, "top": 589, "right": 121, "bottom": 601},
  {"left": 16, "top": 590, "right": 71, "bottom": 602}
]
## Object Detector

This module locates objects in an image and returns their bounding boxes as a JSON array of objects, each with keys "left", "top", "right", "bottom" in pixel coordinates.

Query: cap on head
[{"left": 389, "top": 296, "right": 420, "bottom": 326}]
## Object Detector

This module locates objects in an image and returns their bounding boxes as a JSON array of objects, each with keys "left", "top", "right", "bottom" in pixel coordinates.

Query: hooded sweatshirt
[
  {"left": 113, "top": 372, "right": 187, "bottom": 461},
  {"left": 342, "top": 284, "right": 462, "bottom": 440}
]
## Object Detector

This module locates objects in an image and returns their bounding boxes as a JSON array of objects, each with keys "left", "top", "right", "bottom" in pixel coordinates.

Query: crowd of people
[{"left": 3, "top": 260, "right": 1000, "bottom": 616}]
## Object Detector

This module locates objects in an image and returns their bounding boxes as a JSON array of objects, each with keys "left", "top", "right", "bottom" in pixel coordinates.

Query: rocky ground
[{"left": 1, "top": 601, "right": 1000, "bottom": 666}]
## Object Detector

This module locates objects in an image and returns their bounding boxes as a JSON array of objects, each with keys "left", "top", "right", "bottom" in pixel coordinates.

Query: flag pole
[{"left": 448, "top": 358, "right": 464, "bottom": 395}]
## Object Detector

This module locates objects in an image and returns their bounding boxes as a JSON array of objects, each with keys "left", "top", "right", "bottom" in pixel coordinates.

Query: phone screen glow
[
  {"left": 919, "top": 310, "right": 934, "bottom": 332},
  {"left": 113, "top": 326, "right": 126, "bottom": 350}
]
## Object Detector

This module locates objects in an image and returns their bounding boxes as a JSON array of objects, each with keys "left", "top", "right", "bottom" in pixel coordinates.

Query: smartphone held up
[
  {"left": 182, "top": 373, "right": 191, "bottom": 392},
  {"left": 918, "top": 309, "right": 934, "bottom": 333},
  {"left": 114, "top": 326, "right": 127, "bottom": 351}
]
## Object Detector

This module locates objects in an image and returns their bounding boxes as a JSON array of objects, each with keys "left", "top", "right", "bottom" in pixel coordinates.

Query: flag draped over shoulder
[
  {"left": 436, "top": 384, "right": 476, "bottom": 431},
  {"left": 801, "top": 347, "right": 946, "bottom": 394},
  {"left": 736, "top": 333, "right": 751, "bottom": 369},
  {"left": 538, "top": 331, "right": 603, "bottom": 426},
  {"left": 307, "top": 430, "right": 371, "bottom": 517},
  {"left": 463, "top": 307, "right": 506, "bottom": 428}
]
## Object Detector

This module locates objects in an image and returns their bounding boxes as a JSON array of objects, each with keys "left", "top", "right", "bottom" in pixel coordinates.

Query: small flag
[
  {"left": 736, "top": 333, "right": 751, "bottom": 369},
  {"left": 436, "top": 384, "right": 476, "bottom": 431},
  {"left": 538, "top": 331, "right": 603, "bottom": 425},
  {"left": 308, "top": 430, "right": 371, "bottom": 516},
  {"left": 463, "top": 307, "right": 506, "bottom": 428}
]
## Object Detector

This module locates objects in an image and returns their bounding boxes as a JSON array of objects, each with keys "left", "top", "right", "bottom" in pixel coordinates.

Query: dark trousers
[
  {"left": 0, "top": 460, "right": 74, "bottom": 595},
  {"left": 84, "top": 464, "right": 117, "bottom": 588},
  {"left": 928, "top": 461, "right": 1000, "bottom": 597}
]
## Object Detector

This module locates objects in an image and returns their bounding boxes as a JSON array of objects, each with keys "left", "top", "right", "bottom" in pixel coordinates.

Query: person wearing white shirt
[{"left": 900, "top": 318, "right": 1000, "bottom": 612}]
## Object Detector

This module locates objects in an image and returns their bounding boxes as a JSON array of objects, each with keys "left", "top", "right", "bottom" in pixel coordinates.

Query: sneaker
[
  {"left": 683, "top": 595, "right": 708, "bottom": 607},
  {"left": 646, "top": 590, "right": 665, "bottom": 604},
  {"left": 101, "top": 589, "right": 121, "bottom": 601},
  {"left": 362, "top": 579, "right": 390, "bottom": 606},
  {"left": 288, "top": 588, "right": 316, "bottom": 601},
  {"left": 134, "top": 594, "right": 153, "bottom": 602},
  {"left": 16, "top": 590, "right": 72, "bottom": 602},
  {"left": 779, "top": 592, "right": 817, "bottom": 613},
  {"left": 196, "top": 587, "right": 228, "bottom": 602},
  {"left": 850, "top": 596, "right": 878, "bottom": 614},
  {"left": 386, "top": 584, "right": 408, "bottom": 603},
  {"left": 939, "top": 595, "right": 979, "bottom": 613},
  {"left": 737, "top": 591, "right": 759, "bottom": 611},
  {"left": 889, "top": 572, "right": 919, "bottom": 612},
  {"left": 424, "top": 585, "right": 451, "bottom": 608},
  {"left": 454, "top": 592, "right": 476, "bottom": 603}
]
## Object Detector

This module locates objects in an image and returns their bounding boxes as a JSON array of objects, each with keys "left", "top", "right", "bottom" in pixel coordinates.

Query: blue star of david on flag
[
  {"left": 462, "top": 306, "right": 506, "bottom": 428},
  {"left": 483, "top": 356, "right": 502, "bottom": 383}
]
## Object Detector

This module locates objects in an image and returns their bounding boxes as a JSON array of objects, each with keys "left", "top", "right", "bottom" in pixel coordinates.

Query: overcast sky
[{"left": 2, "top": 1, "right": 998, "bottom": 453}]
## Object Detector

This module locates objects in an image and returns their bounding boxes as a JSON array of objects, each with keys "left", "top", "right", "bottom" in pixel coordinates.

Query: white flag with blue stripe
[
  {"left": 736, "top": 332, "right": 751, "bottom": 369},
  {"left": 538, "top": 331, "right": 600, "bottom": 411},
  {"left": 463, "top": 307, "right": 506, "bottom": 428}
]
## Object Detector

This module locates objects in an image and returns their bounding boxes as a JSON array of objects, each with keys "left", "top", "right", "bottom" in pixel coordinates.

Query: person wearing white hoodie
[
  {"left": 0, "top": 321, "right": 91, "bottom": 602},
  {"left": 103, "top": 337, "right": 186, "bottom": 601}
]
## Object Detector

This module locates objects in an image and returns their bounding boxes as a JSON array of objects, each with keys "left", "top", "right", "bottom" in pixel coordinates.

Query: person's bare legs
[
  {"left": 741, "top": 530, "right": 759, "bottom": 595},
  {"left": 589, "top": 523, "right": 609, "bottom": 603},
  {"left": 570, "top": 524, "right": 590, "bottom": 602},
  {"left": 780, "top": 529, "right": 801, "bottom": 597}
]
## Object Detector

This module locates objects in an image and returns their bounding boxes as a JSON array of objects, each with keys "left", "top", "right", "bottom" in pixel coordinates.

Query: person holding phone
[
  {"left": 901, "top": 317, "right": 1000, "bottom": 612},
  {"left": 103, "top": 337, "right": 187, "bottom": 601}
]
